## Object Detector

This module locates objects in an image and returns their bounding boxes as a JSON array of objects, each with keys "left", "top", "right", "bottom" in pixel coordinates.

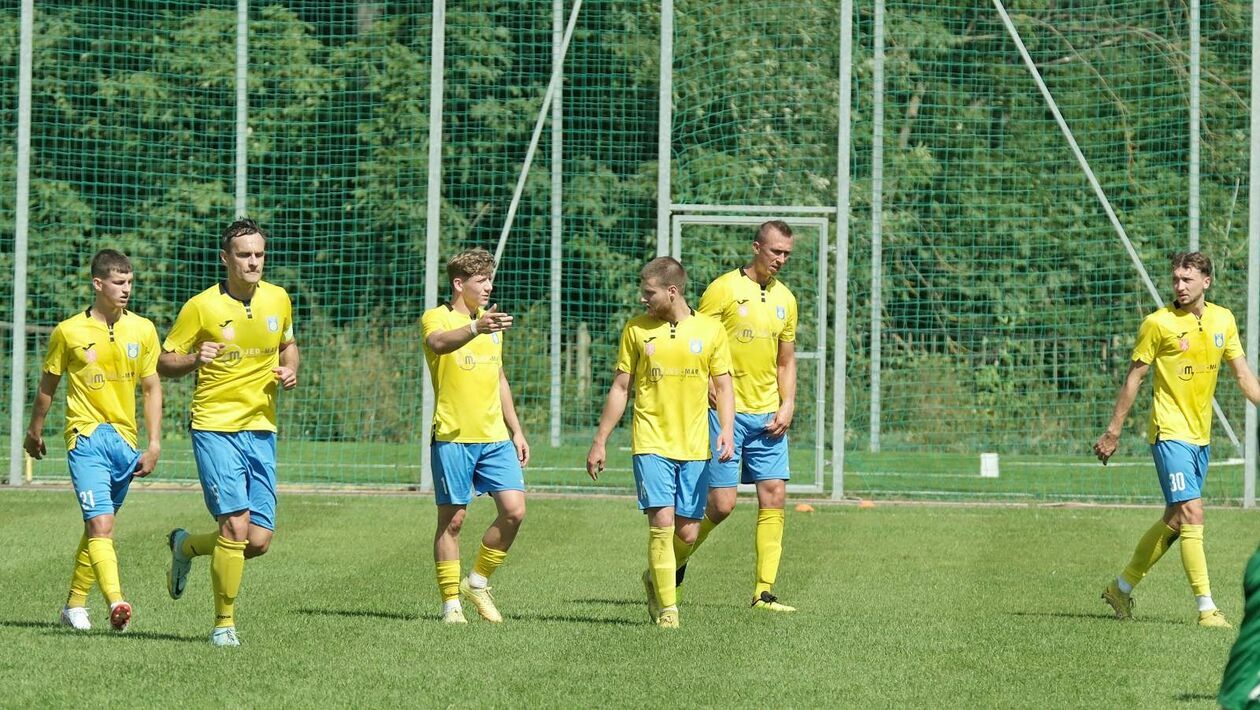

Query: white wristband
[{"left": 469, "top": 320, "right": 478, "bottom": 336}]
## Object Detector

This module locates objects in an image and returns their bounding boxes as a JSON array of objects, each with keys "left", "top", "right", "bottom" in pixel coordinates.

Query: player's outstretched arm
[
  {"left": 712, "top": 372, "right": 736, "bottom": 462},
  {"left": 1228, "top": 356, "right": 1260, "bottom": 406},
  {"left": 426, "top": 305, "right": 513, "bottom": 355},
  {"left": 499, "top": 370, "right": 529, "bottom": 467},
  {"left": 1093, "top": 359, "right": 1149, "bottom": 464},
  {"left": 586, "top": 371, "right": 631, "bottom": 480},
  {"left": 23, "top": 371, "right": 60, "bottom": 460},
  {"left": 136, "top": 373, "right": 162, "bottom": 477},
  {"left": 158, "top": 342, "right": 225, "bottom": 378}
]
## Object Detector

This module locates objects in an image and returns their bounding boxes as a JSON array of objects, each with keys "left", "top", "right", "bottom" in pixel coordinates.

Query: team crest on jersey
[
  {"left": 689, "top": 338, "right": 703, "bottom": 354},
  {"left": 267, "top": 316, "right": 280, "bottom": 333},
  {"left": 645, "top": 342, "right": 656, "bottom": 357},
  {"left": 491, "top": 332, "right": 500, "bottom": 344},
  {"left": 83, "top": 347, "right": 97, "bottom": 363},
  {"left": 1215, "top": 333, "right": 1225, "bottom": 348},
  {"left": 776, "top": 306, "right": 786, "bottom": 320},
  {"left": 1179, "top": 337, "right": 1190, "bottom": 352},
  {"left": 126, "top": 342, "right": 139, "bottom": 359},
  {"left": 737, "top": 305, "right": 748, "bottom": 317}
]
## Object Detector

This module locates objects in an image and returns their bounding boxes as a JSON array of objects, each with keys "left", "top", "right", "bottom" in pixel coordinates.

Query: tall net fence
[
  {"left": 2, "top": 1, "right": 1256, "bottom": 502},
  {"left": 844, "top": 0, "right": 1255, "bottom": 501}
]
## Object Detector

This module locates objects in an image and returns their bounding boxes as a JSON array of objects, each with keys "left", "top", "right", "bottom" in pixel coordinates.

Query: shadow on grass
[
  {"left": 1007, "top": 611, "right": 1183, "bottom": 626},
  {"left": 508, "top": 612, "right": 642, "bottom": 627},
  {"left": 0, "top": 620, "right": 204, "bottom": 644},
  {"left": 295, "top": 607, "right": 419, "bottom": 622},
  {"left": 570, "top": 597, "right": 736, "bottom": 610},
  {"left": 1174, "top": 692, "right": 1217, "bottom": 702}
]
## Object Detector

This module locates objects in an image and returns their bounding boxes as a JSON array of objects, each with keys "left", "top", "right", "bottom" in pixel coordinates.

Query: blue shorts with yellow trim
[
  {"left": 67, "top": 424, "right": 141, "bottom": 521},
  {"left": 632, "top": 454, "right": 707, "bottom": 519},
  {"left": 432, "top": 440, "right": 525, "bottom": 506},
  {"left": 191, "top": 430, "right": 278, "bottom": 530},
  {"left": 705, "top": 410, "right": 791, "bottom": 488}
]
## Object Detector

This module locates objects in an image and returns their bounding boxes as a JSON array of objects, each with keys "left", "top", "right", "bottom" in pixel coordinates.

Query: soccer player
[
  {"left": 422, "top": 248, "right": 529, "bottom": 624},
  {"left": 1094, "top": 251, "right": 1260, "bottom": 628},
  {"left": 586, "top": 256, "right": 735, "bottom": 629},
  {"left": 1219, "top": 545, "right": 1260, "bottom": 708},
  {"left": 158, "top": 218, "right": 298, "bottom": 647},
  {"left": 677, "top": 220, "right": 799, "bottom": 611},
  {"left": 24, "top": 249, "right": 162, "bottom": 633}
]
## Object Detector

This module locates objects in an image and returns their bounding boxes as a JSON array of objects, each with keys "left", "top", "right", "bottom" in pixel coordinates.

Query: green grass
[
  {"left": 0, "top": 488, "right": 1251, "bottom": 707},
  {"left": 10, "top": 436, "right": 1247, "bottom": 504}
]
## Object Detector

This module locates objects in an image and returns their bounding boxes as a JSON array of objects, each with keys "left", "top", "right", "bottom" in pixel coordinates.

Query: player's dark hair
[
  {"left": 90, "top": 249, "right": 133, "bottom": 278},
  {"left": 221, "top": 217, "right": 268, "bottom": 252},
  {"left": 1170, "top": 251, "right": 1212, "bottom": 278},
  {"left": 756, "top": 220, "right": 793, "bottom": 243},
  {"left": 447, "top": 248, "right": 496, "bottom": 284},
  {"left": 641, "top": 256, "right": 687, "bottom": 291}
]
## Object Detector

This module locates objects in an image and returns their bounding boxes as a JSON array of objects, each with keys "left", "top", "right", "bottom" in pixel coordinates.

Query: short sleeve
[
  {"left": 614, "top": 322, "right": 637, "bottom": 375},
  {"left": 780, "top": 293, "right": 798, "bottom": 343},
  {"left": 697, "top": 278, "right": 725, "bottom": 319},
  {"left": 709, "top": 323, "right": 732, "bottom": 376},
  {"left": 43, "top": 325, "right": 67, "bottom": 376},
  {"left": 1130, "top": 315, "right": 1159, "bottom": 364},
  {"left": 139, "top": 321, "right": 160, "bottom": 378},
  {"left": 1225, "top": 313, "right": 1245, "bottom": 361},
  {"left": 163, "top": 300, "right": 202, "bottom": 354},
  {"left": 281, "top": 292, "right": 295, "bottom": 344}
]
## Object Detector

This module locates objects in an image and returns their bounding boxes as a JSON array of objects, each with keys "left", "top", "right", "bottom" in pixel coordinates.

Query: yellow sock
[
  {"left": 211, "top": 536, "right": 247, "bottom": 629},
  {"left": 1179, "top": 524, "right": 1211, "bottom": 597},
  {"left": 435, "top": 560, "right": 461, "bottom": 602},
  {"left": 182, "top": 531, "right": 219, "bottom": 558},
  {"left": 66, "top": 533, "right": 95, "bottom": 608},
  {"left": 472, "top": 544, "right": 508, "bottom": 580},
  {"left": 87, "top": 537, "right": 122, "bottom": 605},
  {"left": 754, "top": 508, "right": 785, "bottom": 597},
  {"left": 672, "top": 534, "right": 695, "bottom": 570},
  {"left": 1120, "top": 520, "right": 1178, "bottom": 589},
  {"left": 649, "top": 526, "right": 676, "bottom": 609},
  {"left": 690, "top": 515, "right": 718, "bottom": 556}
]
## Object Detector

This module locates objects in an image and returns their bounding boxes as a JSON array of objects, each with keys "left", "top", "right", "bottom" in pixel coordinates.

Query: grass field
[
  {"left": 0, "top": 487, "right": 1253, "bottom": 708},
  {"left": 6, "top": 437, "right": 1248, "bottom": 504}
]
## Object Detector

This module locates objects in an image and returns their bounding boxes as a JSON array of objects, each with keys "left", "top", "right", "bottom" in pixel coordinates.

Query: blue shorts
[
  {"left": 67, "top": 425, "right": 142, "bottom": 521},
  {"left": 705, "top": 410, "right": 791, "bottom": 488},
  {"left": 632, "top": 454, "right": 708, "bottom": 519},
  {"left": 432, "top": 440, "right": 525, "bottom": 506},
  {"left": 1151, "top": 439, "right": 1209, "bottom": 505},
  {"left": 191, "top": 430, "right": 278, "bottom": 531}
]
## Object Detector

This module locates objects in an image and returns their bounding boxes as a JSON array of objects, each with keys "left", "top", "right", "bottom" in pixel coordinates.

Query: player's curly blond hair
[{"left": 447, "top": 248, "right": 495, "bottom": 284}]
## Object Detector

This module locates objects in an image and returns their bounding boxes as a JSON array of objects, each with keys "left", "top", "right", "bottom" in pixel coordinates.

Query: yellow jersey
[
  {"left": 615, "top": 311, "right": 732, "bottom": 460},
  {"left": 697, "top": 269, "right": 797, "bottom": 414},
  {"left": 163, "top": 281, "right": 295, "bottom": 432},
  {"left": 1131, "top": 302, "right": 1244, "bottom": 445},
  {"left": 421, "top": 305, "right": 509, "bottom": 443},
  {"left": 43, "top": 309, "right": 160, "bottom": 450}
]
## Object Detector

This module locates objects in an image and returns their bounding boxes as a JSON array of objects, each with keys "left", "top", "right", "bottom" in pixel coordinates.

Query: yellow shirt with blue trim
[
  {"left": 163, "top": 281, "right": 295, "bottom": 432},
  {"left": 43, "top": 309, "right": 160, "bottom": 450},
  {"left": 421, "top": 305, "right": 509, "bottom": 443},
  {"left": 615, "top": 311, "right": 732, "bottom": 460},
  {"left": 697, "top": 269, "right": 797, "bottom": 414},
  {"left": 1131, "top": 301, "right": 1244, "bottom": 445}
]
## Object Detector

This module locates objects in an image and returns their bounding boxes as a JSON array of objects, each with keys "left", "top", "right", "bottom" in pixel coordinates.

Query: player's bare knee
[
  {"left": 84, "top": 514, "right": 115, "bottom": 538},
  {"left": 245, "top": 533, "right": 272, "bottom": 558},
  {"left": 219, "top": 512, "right": 250, "bottom": 541},
  {"left": 441, "top": 509, "right": 467, "bottom": 537},
  {"left": 675, "top": 525, "right": 699, "bottom": 545},
  {"left": 708, "top": 498, "right": 735, "bottom": 523}
]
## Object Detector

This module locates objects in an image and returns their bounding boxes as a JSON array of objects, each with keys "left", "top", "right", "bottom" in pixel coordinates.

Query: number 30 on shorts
[{"left": 1168, "top": 471, "right": 1187, "bottom": 493}]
